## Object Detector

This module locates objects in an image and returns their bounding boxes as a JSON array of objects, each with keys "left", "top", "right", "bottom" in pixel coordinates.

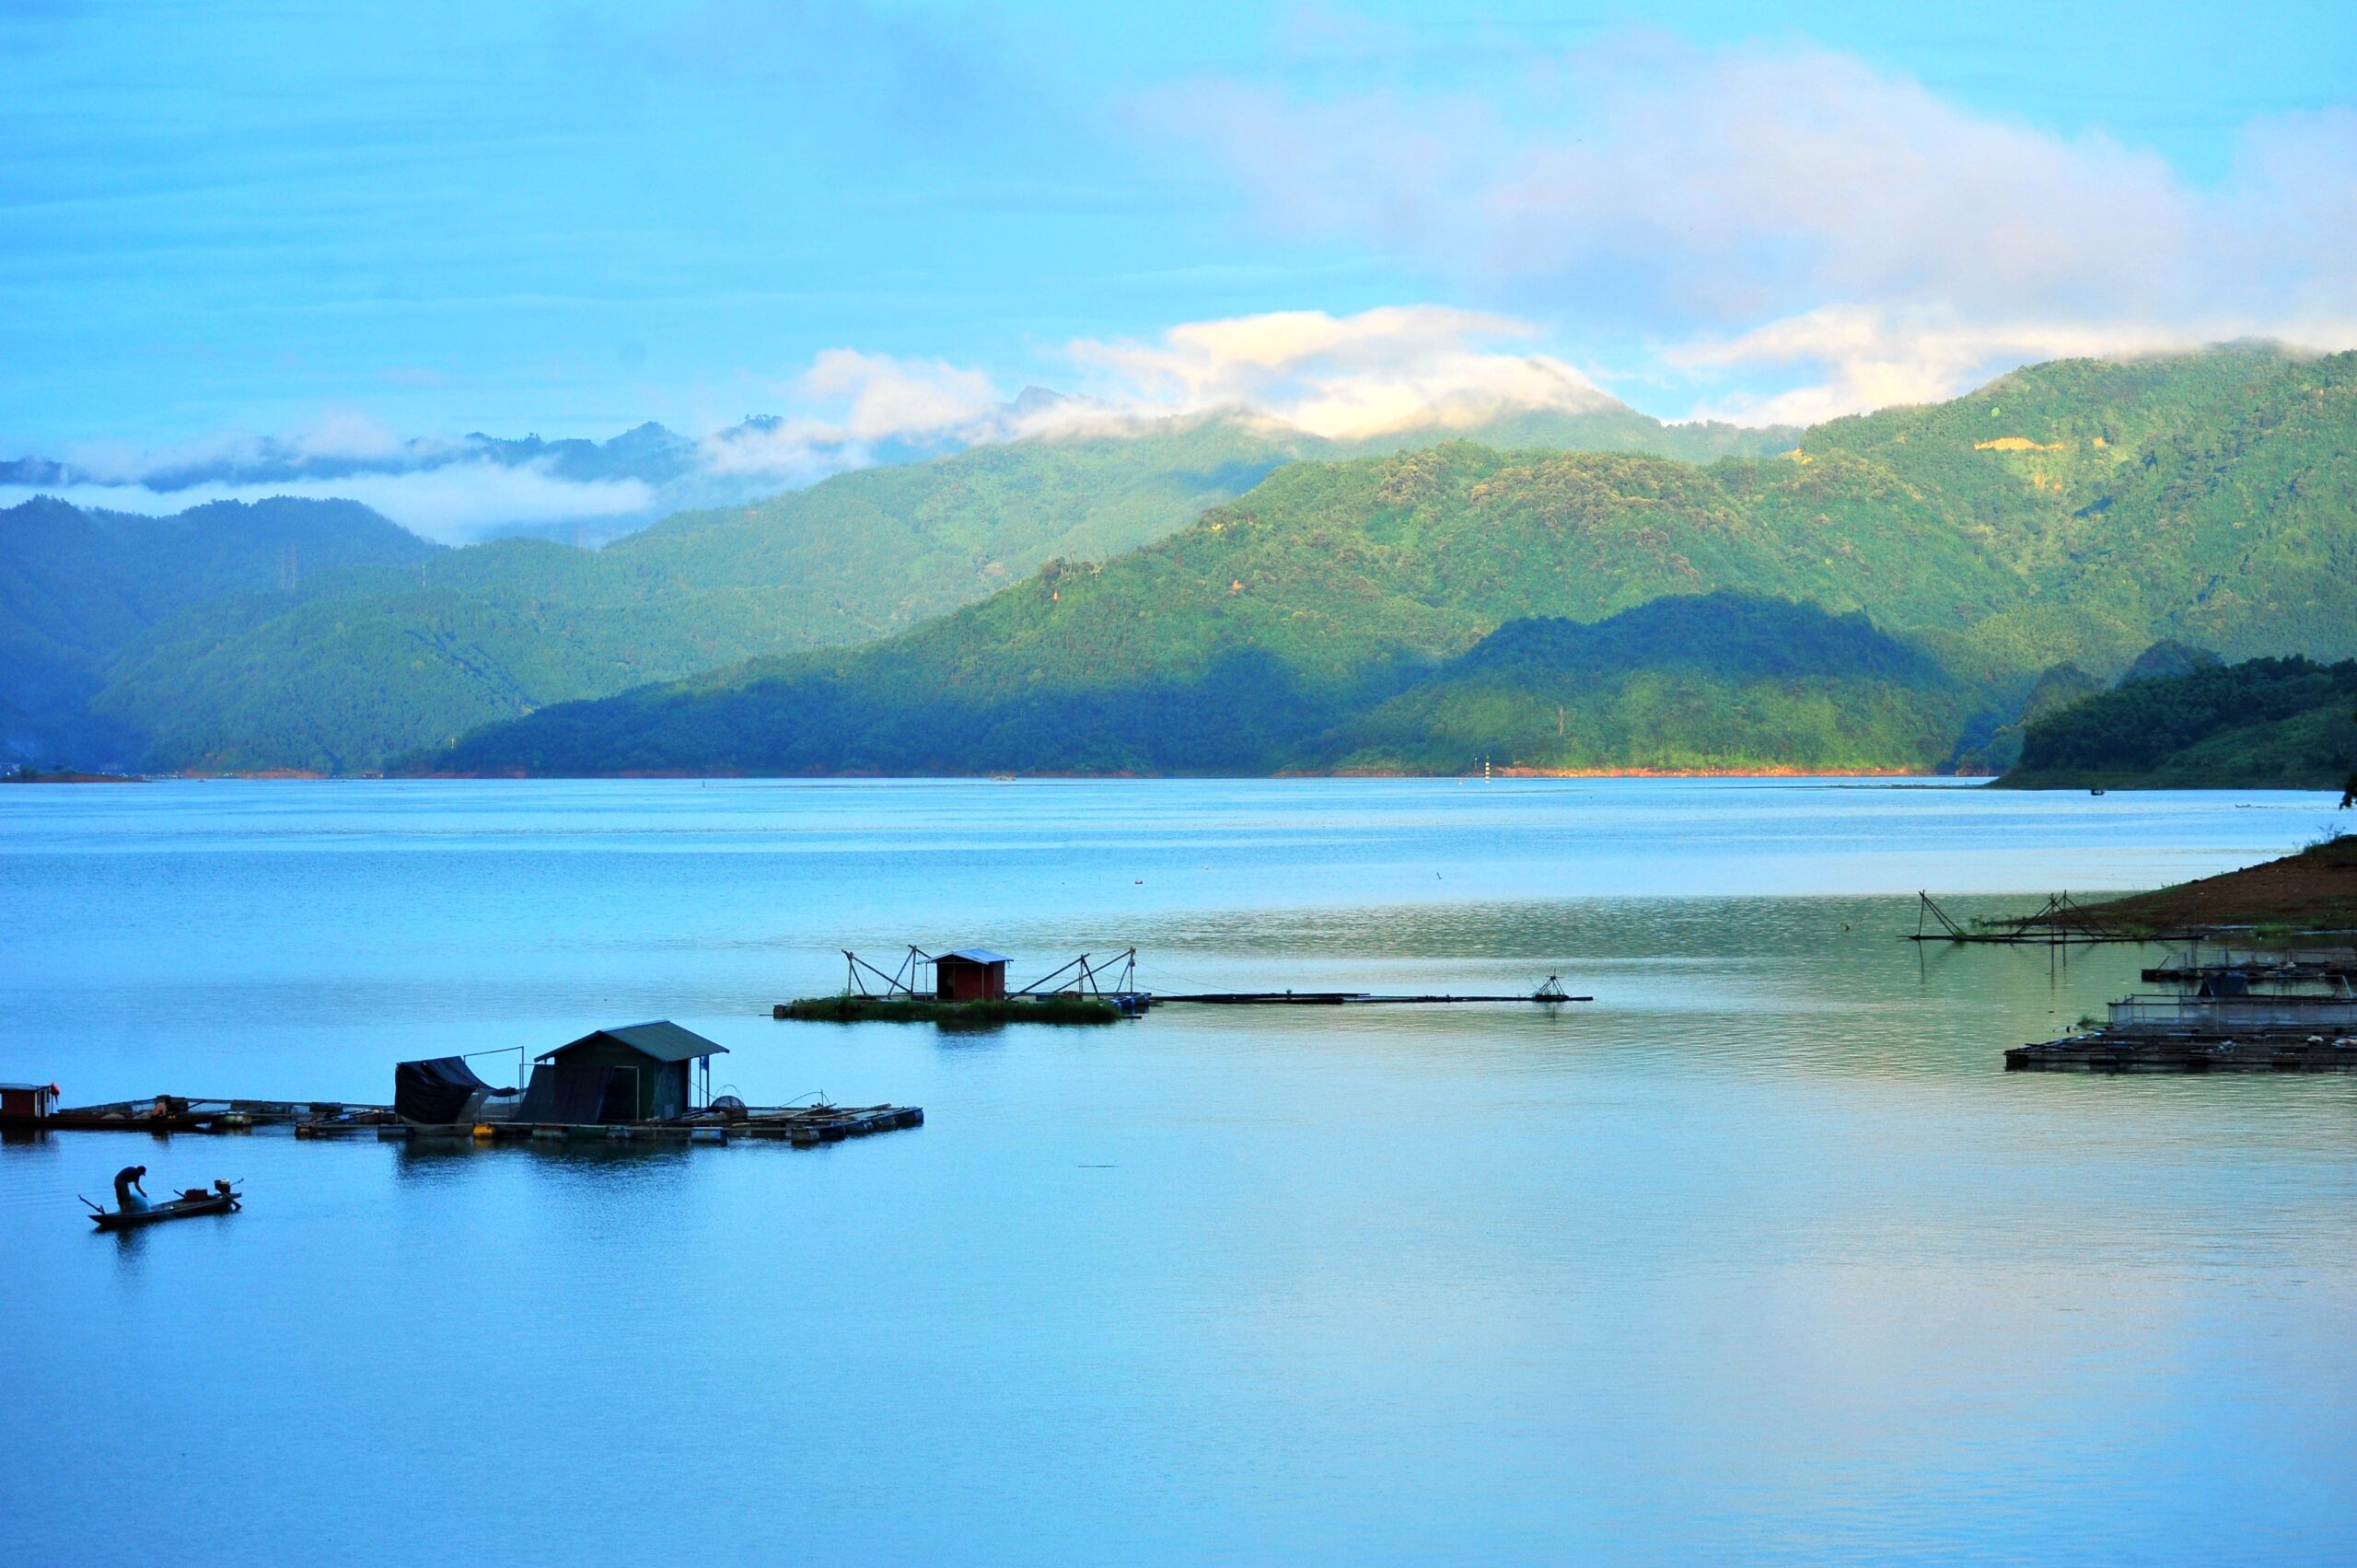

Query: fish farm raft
[
  {"left": 3, "top": 1020, "right": 923, "bottom": 1147},
  {"left": 780, "top": 947, "right": 1591, "bottom": 1023},
  {"left": 2009, "top": 939, "right": 2357, "bottom": 1073}
]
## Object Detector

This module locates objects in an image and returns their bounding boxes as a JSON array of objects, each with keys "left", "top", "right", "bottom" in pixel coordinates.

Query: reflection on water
[{"left": 1, "top": 779, "right": 2351, "bottom": 1566}]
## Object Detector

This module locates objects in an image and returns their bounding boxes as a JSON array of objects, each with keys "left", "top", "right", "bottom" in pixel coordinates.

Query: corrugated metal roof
[
  {"left": 937, "top": 949, "right": 1011, "bottom": 965},
  {"left": 541, "top": 1020, "right": 728, "bottom": 1063}
]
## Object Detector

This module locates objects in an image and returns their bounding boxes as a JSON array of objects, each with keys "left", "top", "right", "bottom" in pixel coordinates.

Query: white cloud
[
  {"left": 1059, "top": 305, "right": 1611, "bottom": 438},
  {"left": 1671, "top": 303, "right": 2357, "bottom": 427},
  {"left": 8, "top": 308, "right": 1650, "bottom": 541},
  {"left": 1143, "top": 38, "right": 2357, "bottom": 419},
  {"left": 700, "top": 306, "right": 1610, "bottom": 475},
  {"left": 697, "top": 349, "right": 1005, "bottom": 477},
  {"left": 801, "top": 348, "right": 1002, "bottom": 440},
  {"left": 1667, "top": 308, "right": 2177, "bottom": 426}
]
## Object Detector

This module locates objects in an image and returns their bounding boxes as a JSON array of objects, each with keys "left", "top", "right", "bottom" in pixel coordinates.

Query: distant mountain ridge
[
  {"left": 417, "top": 344, "right": 2357, "bottom": 779},
  {"left": 2, "top": 396, "right": 1787, "bottom": 498}
]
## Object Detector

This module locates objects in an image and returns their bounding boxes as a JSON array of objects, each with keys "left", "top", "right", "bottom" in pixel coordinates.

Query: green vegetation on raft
[{"left": 781, "top": 994, "right": 1124, "bottom": 1026}]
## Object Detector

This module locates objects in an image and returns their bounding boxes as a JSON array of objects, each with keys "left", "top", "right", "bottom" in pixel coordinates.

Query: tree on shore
[{"left": 2344, "top": 708, "right": 2356, "bottom": 809}]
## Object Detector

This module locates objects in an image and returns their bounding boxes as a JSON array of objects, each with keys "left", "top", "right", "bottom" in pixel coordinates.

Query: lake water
[{"left": 3, "top": 778, "right": 2352, "bottom": 1566}]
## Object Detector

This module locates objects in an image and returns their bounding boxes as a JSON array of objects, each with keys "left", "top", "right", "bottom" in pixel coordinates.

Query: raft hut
[
  {"left": 1, "top": 1082, "right": 58, "bottom": 1121},
  {"left": 781, "top": 947, "right": 1140, "bottom": 1023},
  {"left": 517, "top": 1021, "right": 725, "bottom": 1124},
  {"left": 935, "top": 949, "right": 1010, "bottom": 1002}
]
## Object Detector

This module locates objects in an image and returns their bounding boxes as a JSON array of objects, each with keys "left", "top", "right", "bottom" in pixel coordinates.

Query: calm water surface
[{"left": 2, "top": 778, "right": 2352, "bottom": 1566}]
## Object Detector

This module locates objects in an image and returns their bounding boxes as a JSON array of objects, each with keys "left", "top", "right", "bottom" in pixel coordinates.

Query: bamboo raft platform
[
  {"left": 401, "top": 1103, "right": 923, "bottom": 1146},
  {"left": 2007, "top": 1036, "right": 2357, "bottom": 1072},
  {"left": 1, "top": 1096, "right": 377, "bottom": 1134}
]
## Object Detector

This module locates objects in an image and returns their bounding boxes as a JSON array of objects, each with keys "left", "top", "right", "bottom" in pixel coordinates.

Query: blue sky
[{"left": 3, "top": 0, "right": 2353, "bottom": 533}]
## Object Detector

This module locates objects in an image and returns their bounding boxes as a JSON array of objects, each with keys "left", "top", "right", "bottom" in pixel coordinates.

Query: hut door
[{"left": 597, "top": 1065, "right": 641, "bottom": 1122}]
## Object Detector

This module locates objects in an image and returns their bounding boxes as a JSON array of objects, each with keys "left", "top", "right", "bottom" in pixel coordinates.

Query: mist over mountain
[
  {"left": 2, "top": 418, "right": 771, "bottom": 548},
  {"left": 1, "top": 374, "right": 1794, "bottom": 549}
]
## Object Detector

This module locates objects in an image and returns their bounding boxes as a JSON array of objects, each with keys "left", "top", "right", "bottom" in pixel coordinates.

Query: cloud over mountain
[
  {"left": 2, "top": 306, "right": 1641, "bottom": 540},
  {"left": 696, "top": 305, "right": 1621, "bottom": 482},
  {"left": 1143, "top": 38, "right": 2357, "bottom": 419}
]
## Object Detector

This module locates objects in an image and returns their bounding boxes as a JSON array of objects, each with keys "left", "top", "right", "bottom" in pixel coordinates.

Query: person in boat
[{"left": 112, "top": 1164, "right": 151, "bottom": 1214}]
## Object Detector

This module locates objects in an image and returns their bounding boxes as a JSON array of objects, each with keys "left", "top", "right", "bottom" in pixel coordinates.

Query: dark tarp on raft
[{"left": 394, "top": 1056, "right": 508, "bottom": 1125}]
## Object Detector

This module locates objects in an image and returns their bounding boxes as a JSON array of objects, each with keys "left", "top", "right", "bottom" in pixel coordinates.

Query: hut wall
[
  {"left": 936, "top": 958, "right": 1007, "bottom": 1001},
  {"left": 650, "top": 1061, "right": 688, "bottom": 1120},
  {"left": 533, "top": 1040, "right": 679, "bottom": 1121}
]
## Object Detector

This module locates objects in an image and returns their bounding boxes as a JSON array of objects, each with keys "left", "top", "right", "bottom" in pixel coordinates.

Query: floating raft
[
  {"left": 2007, "top": 1036, "right": 2357, "bottom": 1072},
  {"left": 779, "top": 995, "right": 1127, "bottom": 1024},
  {"left": 8, "top": 1095, "right": 922, "bottom": 1146},
  {"left": 2009, "top": 993, "right": 2357, "bottom": 1073},
  {"left": 1157, "top": 991, "right": 1592, "bottom": 1005},
  {"left": 396, "top": 1103, "right": 924, "bottom": 1145},
  {"left": 3, "top": 1097, "right": 382, "bottom": 1134}
]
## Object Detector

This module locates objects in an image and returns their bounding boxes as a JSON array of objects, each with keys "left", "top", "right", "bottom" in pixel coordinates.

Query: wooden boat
[{"left": 85, "top": 1186, "right": 240, "bottom": 1230}]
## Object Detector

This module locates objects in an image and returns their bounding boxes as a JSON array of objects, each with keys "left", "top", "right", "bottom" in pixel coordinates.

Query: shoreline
[{"left": 379, "top": 766, "right": 1968, "bottom": 783}]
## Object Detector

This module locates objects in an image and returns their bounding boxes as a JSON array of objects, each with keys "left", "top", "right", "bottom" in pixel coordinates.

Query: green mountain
[
  {"left": 76, "top": 404, "right": 1792, "bottom": 773},
  {"left": 1950, "top": 660, "right": 2106, "bottom": 774},
  {"left": 1785, "top": 343, "right": 2357, "bottom": 674},
  {"left": 0, "top": 496, "right": 434, "bottom": 768},
  {"left": 1329, "top": 596, "right": 1973, "bottom": 775},
  {"left": 418, "top": 345, "right": 2357, "bottom": 779},
  {"left": 1997, "top": 656, "right": 2357, "bottom": 789},
  {"left": 420, "top": 591, "right": 1967, "bottom": 777}
]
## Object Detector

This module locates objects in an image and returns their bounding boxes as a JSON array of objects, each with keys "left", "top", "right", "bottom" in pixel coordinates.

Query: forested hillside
[
  {"left": 0, "top": 497, "right": 434, "bottom": 768},
  {"left": 1998, "top": 657, "right": 2357, "bottom": 789},
  {"left": 1329, "top": 596, "right": 1974, "bottom": 774},
  {"left": 421, "top": 345, "right": 2357, "bottom": 779},
  {"left": 65, "top": 402, "right": 1789, "bottom": 772}
]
